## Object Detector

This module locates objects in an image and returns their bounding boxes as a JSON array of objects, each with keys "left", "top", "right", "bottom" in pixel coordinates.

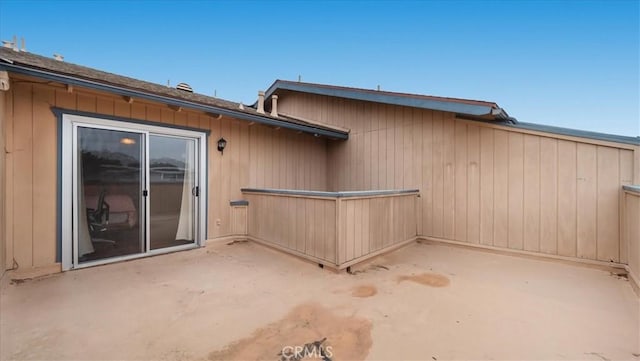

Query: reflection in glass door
[
  {"left": 76, "top": 127, "right": 144, "bottom": 263},
  {"left": 149, "top": 135, "right": 197, "bottom": 250}
]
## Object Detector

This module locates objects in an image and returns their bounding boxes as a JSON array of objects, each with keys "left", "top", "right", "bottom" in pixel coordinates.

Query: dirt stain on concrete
[
  {"left": 208, "top": 303, "right": 372, "bottom": 361},
  {"left": 348, "top": 264, "right": 390, "bottom": 275},
  {"left": 397, "top": 273, "right": 450, "bottom": 287},
  {"left": 351, "top": 285, "right": 377, "bottom": 298}
]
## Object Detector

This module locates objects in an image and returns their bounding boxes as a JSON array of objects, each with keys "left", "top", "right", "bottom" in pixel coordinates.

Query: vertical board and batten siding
[
  {"left": 277, "top": 92, "right": 637, "bottom": 263},
  {"left": 3, "top": 79, "right": 327, "bottom": 270},
  {"left": 338, "top": 194, "right": 417, "bottom": 266},
  {"left": 623, "top": 188, "right": 640, "bottom": 285},
  {"left": 0, "top": 89, "right": 6, "bottom": 274},
  {"left": 243, "top": 191, "right": 418, "bottom": 268},
  {"left": 244, "top": 194, "right": 338, "bottom": 264},
  {"left": 230, "top": 205, "right": 248, "bottom": 236}
]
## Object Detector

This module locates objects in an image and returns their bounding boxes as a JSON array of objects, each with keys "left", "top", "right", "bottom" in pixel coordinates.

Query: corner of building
[{"left": 0, "top": 70, "right": 8, "bottom": 278}]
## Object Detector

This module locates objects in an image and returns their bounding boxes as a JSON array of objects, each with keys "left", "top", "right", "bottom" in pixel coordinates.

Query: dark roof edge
[
  {"left": 513, "top": 121, "right": 639, "bottom": 146},
  {"left": 623, "top": 185, "right": 640, "bottom": 193},
  {"left": 51, "top": 107, "right": 213, "bottom": 135},
  {"left": 262, "top": 80, "right": 500, "bottom": 118},
  {"left": 0, "top": 63, "right": 348, "bottom": 140},
  {"left": 241, "top": 187, "right": 420, "bottom": 198}
]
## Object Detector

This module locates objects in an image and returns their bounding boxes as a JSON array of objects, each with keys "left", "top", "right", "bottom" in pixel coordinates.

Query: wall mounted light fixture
[{"left": 217, "top": 137, "right": 227, "bottom": 154}]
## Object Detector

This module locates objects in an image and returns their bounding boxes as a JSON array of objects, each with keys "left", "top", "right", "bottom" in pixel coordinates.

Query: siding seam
[
  {"left": 574, "top": 142, "right": 578, "bottom": 257},
  {"left": 555, "top": 139, "right": 559, "bottom": 255},
  {"left": 537, "top": 137, "right": 541, "bottom": 252}
]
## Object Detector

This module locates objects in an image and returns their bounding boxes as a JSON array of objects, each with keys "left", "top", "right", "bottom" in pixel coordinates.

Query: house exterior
[{"left": 0, "top": 47, "right": 638, "bottom": 293}]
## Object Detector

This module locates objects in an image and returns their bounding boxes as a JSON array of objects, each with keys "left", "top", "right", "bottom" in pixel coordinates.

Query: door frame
[{"left": 61, "top": 113, "right": 208, "bottom": 270}]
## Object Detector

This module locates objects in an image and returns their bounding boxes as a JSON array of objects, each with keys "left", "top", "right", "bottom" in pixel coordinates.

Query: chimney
[
  {"left": 2, "top": 40, "right": 13, "bottom": 49},
  {"left": 12, "top": 35, "right": 18, "bottom": 51},
  {"left": 270, "top": 95, "right": 278, "bottom": 117},
  {"left": 53, "top": 53, "right": 64, "bottom": 61},
  {"left": 257, "top": 91, "right": 265, "bottom": 114},
  {"left": 20, "top": 37, "right": 26, "bottom": 52}
]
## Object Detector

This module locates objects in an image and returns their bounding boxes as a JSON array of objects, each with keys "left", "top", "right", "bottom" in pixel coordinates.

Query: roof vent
[
  {"left": 2, "top": 38, "right": 18, "bottom": 51},
  {"left": 176, "top": 82, "right": 193, "bottom": 92},
  {"left": 256, "top": 91, "right": 265, "bottom": 114},
  {"left": 53, "top": 53, "right": 64, "bottom": 61},
  {"left": 270, "top": 95, "right": 278, "bottom": 117}
]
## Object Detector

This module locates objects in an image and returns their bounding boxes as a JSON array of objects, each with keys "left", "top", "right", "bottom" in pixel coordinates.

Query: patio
[{"left": 1, "top": 239, "right": 637, "bottom": 360}]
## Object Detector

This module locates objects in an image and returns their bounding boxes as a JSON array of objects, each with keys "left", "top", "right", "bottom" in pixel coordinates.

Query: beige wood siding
[
  {"left": 278, "top": 92, "right": 638, "bottom": 263},
  {"left": 244, "top": 193, "right": 338, "bottom": 264},
  {"left": 337, "top": 194, "right": 418, "bottom": 267},
  {"left": 230, "top": 205, "right": 248, "bottom": 236},
  {"left": 623, "top": 188, "right": 640, "bottom": 285},
  {"left": 243, "top": 191, "right": 418, "bottom": 268},
  {"left": 3, "top": 77, "right": 327, "bottom": 270},
  {"left": 0, "top": 88, "right": 6, "bottom": 275}
]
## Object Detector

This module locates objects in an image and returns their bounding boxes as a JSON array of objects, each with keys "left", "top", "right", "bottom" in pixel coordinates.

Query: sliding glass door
[
  {"left": 149, "top": 135, "right": 197, "bottom": 250},
  {"left": 75, "top": 127, "right": 145, "bottom": 263},
  {"left": 62, "top": 114, "right": 207, "bottom": 270}
]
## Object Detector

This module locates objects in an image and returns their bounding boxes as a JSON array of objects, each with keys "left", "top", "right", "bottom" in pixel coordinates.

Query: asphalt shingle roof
[{"left": 0, "top": 47, "right": 347, "bottom": 137}]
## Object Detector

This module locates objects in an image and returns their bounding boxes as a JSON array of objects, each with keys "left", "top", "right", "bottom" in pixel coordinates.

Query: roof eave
[
  {"left": 514, "top": 121, "right": 639, "bottom": 146},
  {"left": 263, "top": 80, "right": 500, "bottom": 118},
  {"left": 0, "top": 63, "right": 348, "bottom": 140}
]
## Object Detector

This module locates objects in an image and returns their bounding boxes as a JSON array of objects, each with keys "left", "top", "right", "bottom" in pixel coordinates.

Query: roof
[
  {"left": 0, "top": 48, "right": 348, "bottom": 139},
  {"left": 513, "top": 121, "right": 639, "bottom": 146},
  {"left": 262, "top": 79, "right": 514, "bottom": 121},
  {"left": 262, "top": 80, "right": 639, "bottom": 146}
]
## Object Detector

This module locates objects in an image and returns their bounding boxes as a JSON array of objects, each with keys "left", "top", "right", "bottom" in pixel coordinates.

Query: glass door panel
[
  {"left": 149, "top": 135, "right": 197, "bottom": 250},
  {"left": 76, "top": 127, "right": 144, "bottom": 263}
]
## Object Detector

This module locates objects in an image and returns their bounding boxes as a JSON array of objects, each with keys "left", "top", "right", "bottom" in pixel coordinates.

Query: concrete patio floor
[{"left": 1, "top": 240, "right": 638, "bottom": 361}]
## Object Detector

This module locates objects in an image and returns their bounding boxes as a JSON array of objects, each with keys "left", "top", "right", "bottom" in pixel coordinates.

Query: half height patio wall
[{"left": 242, "top": 188, "right": 419, "bottom": 269}]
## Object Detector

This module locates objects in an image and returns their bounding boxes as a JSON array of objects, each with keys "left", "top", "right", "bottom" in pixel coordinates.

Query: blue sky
[{"left": 1, "top": 0, "right": 638, "bottom": 136}]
